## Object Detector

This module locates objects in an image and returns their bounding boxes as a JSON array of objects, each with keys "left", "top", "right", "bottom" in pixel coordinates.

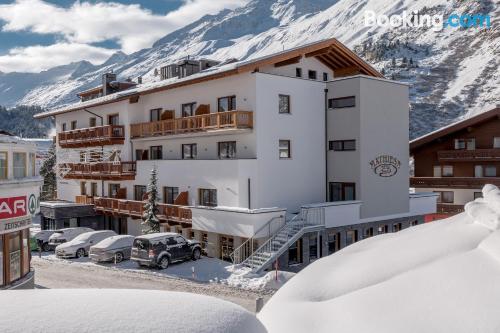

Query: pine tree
[
  {"left": 142, "top": 167, "right": 160, "bottom": 234},
  {"left": 40, "top": 142, "right": 56, "bottom": 200},
  {"left": 391, "top": 57, "right": 396, "bottom": 68}
]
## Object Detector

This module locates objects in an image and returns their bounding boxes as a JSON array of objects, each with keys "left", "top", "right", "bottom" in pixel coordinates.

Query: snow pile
[
  {"left": 0, "top": 289, "right": 266, "bottom": 333},
  {"left": 216, "top": 265, "right": 295, "bottom": 291},
  {"left": 259, "top": 185, "right": 500, "bottom": 333}
]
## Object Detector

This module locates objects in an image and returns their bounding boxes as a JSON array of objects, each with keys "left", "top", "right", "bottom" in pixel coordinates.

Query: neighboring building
[
  {"left": 34, "top": 38, "right": 436, "bottom": 272},
  {"left": 411, "top": 107, "right": 500, "bottom": 221},
  {"left": 0, "top": 132, "right": 42, "bottom": 289}
]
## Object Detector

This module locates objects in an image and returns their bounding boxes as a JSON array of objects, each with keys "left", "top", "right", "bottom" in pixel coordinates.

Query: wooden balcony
[
  {"left": 436, "top": 204, "right": 465, "bottom": 215},
  {"left": 75, "top": 195, "right": 94, "bottom": 205},
  {"left": 411, "top": 177, "right": 500, "bottom": 189},
  {"left": 94, "top": 197, "right": 192, "bottom": 224},
  {"left": 437, "top": 149, "right": 500, "bottom": 162},
  {"left": 130, "top": 110, "right": 253, "bottom": 139},
  {"left": 58, "top": 125, "right": 125, "bottom": 148},
  {"left": 61, "top": 162, "right": 136, "bottom": 181}
]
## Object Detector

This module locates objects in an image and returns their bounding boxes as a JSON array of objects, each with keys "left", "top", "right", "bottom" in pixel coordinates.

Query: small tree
[
  {"left": 40, "top": 142, "right": 56, "bottom": 200},
  {"left": 142, "top": 167, "right": 160, "bottom": 234}
]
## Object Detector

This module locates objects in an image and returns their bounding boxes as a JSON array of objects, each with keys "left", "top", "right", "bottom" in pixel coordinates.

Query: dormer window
[
  {"left": 308, "top": 70, "right": 317, "bottom": 80},
  {"left": 454, "top": 138, "right": 475, "bottom": 150}
]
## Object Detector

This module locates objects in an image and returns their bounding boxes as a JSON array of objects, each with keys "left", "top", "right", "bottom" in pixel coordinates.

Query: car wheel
[
  {"left": 42, "top": 242, "right": 50, "bottom": 252},
  {"left": 158, "top": 256, "right": 169, "bottom": 269},
  {"left": 114, "top": 252, "right": 124, "bottom": 263},
  {"left": 76, "top": 248, "right": 85, "bottom": 258},
  {"left": 192, "top": 248, "right": 201, "bottom": 261}
]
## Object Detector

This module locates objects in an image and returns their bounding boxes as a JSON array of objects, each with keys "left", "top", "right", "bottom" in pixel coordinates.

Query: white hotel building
[{"left": 35, "top": 38, "right": 436, "bottom": 272}]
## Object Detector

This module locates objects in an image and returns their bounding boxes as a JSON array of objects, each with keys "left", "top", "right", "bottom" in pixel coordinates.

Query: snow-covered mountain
[{"left": 0, "top": 0, "right": 498, "bottom": 138}]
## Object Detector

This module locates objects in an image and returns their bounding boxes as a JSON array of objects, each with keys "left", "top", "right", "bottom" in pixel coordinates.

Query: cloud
[{"left": 0, "top": 43, "right": 117, "bottom": 72}]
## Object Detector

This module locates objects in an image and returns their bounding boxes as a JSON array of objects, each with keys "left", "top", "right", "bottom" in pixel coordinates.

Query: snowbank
[
  {"left": 0, "top": 289, "right": 266, "bottom": 333},
  {"left": 259, "top": 185, "right": 500, "bottom": 333}
]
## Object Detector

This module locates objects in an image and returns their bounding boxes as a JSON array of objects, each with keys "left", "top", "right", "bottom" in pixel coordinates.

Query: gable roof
[
  {"left": 34, "top": 37, "right": 382, "bottom": 119},
  {"left": 410, "top": 107, "right": 500, "bottom": 151}
]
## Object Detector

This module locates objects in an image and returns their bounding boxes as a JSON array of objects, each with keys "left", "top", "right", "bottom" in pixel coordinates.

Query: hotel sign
[{"left": 370, "top": 155, "right": 401, "bottom": 177}]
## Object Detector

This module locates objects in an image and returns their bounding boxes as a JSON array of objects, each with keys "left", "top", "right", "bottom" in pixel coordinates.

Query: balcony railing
[
  {"left": 130, "top": 110, "right": 253, "bottom": 139},
  {"left": 58, "top": 125, "right": 125, "bottom": 148},
  {"left": 60, "top": 162, "right": 136, "bottom": 180},
  {"left": 94, "top": 197, "right": 192, "bottom": 223},
  {"left": 436, "top": 204, "right": 465, "bottom": 215},
  {"left": 75, "top": 195, "right": 94, "bottom": 205},
  {"left": 411, "top": 177, "right": 500, "bottom": 188},
  {"left": 437, "top": 149, "right": 500, "bottom": 162}
]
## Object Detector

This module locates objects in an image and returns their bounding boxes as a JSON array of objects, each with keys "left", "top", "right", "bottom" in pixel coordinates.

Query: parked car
[
  {"left": 131, "top": 233, "right": 202, "bottom": 269},
  {"left": 89, "top": 235, "right": 134, "bottom": 263},
  {"left": 31, "top": 230, "right": 57, "bottom": 251},
  {"left": 55, "top": 230, "right": 116, "bottom": 259},
  {"left": 48, "top": 227, "right": 94, "bottom": 248}
]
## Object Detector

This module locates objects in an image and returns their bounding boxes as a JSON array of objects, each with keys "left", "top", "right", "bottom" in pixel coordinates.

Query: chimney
[{"left": 102, "top": 72, "right": 117, "bottom": 96}]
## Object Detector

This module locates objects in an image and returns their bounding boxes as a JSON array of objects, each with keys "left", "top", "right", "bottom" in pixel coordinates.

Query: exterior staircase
[{"left": 230, "top": 206, "right": 325, "bottom": 274}]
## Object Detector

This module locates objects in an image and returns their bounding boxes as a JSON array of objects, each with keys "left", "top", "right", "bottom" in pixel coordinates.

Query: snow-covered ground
[
  {"left": 259, "top": 184, "right": 500, "bottom": 333},
  {"left": 35, "top": 252, "right": 294, "bottom": 292}
]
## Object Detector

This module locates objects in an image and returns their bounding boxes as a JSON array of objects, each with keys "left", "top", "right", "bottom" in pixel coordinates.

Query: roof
[
  {"left": 410, "top": 107, "right": 500, "bottom": 151},
  {"left": 34, "top": 38, "right": 382, "bottom": 119}
]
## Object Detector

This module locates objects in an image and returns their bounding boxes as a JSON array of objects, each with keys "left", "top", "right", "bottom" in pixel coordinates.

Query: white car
[
  {"left": 89, "top": 235, "right": 134, "bottom": 263},
  {"left": 56, "top": 230, "right": 117, "bottom": 259},
  {"left": 31, "top": 230, "right": 57, "bottom": 251},
  {"left": 48, "top": 227, "right": 94, "bottom": 248}
]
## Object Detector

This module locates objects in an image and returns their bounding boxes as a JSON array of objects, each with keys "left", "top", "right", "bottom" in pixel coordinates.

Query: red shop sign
[{"left": 0, "top": 196, "right": 27, "bottom": 219}]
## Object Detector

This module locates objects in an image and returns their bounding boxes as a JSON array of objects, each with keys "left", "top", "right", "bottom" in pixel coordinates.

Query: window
[
  {"left": 79, "top": 151, "right": 86, "bottom": 162},
  {"left": 182, "top": 144, "right": 197, "bottom": 159},
  {"left": 279, "top": 140, "right": 291, "bottom": 158},
  {"left": 199, "top": 189, "right": 217, "bottom": 207},
  {"left": 329, "top": 140, "right": 356, "bottom": 151},
  {"left": 435, "top": 191, "right": 454, "bottom": 203},
  {"left": 61, "top": 123, "right": 67, "bottom": 132},
  {"left": 288, "top": 239, "right": 302, "bottom": 265},
  {"left": 485, "top": 166, "right": 497, "bottom": 177},
  {"left": 378, "top": 225, "right": 389, "bottom": 234},
  {"left": 433, "top": 166, "right": 441, "bottom": 177},
  {"left": 91, "top": 183, "right": 98, "bottom": 197},
  {"left": 442, "top": 165, "right": 453, "bottom": 177},
  {"left": 8, "top": 232, "right": 21, "bottom": 283},
  {"left": 164, "top": 187, "right": 179, "bottom": 204},
  {"left": 327, "top": 231, "right": 340, "bottom": 254},
  {"left": 411, "top": 220, "right": 419, "bottom": 227},
  {"left": 89, "top": 117, "right": 97, "bottom": 127},
  {"left": 392, "top": 223, "right": 402, "bottom": 232},
  {"left": 309, "top": 234, "right": 318, "bottom": 260},
  {"left": 150, "top": 108, "right": 162, "bottom": 122},
  {"left": 329, "top": 182, "right": 355, "bottom": 202},
  {"left": 150, "top": 146, "right": 163, "bottom": 160},
  {"left": 323, "top": 72, "right": 328, "bottom": 81},
  {"left": 295, "top": 68, "right": 302, "bottom": 78},
  {"left": 328, "top": 96, "right": 356, "bottom": 109},
  {"left": 218, "top": 141, "right": 236, "bottom": 159},
  {"left": 308, "top": 70, "right": 317, "bottom": 80},
  {"left": 13, "top": 152, "right": 26, "bottom": 178},
  {"left": 454, "top": 138, "right": 475, "bottom": 150},
  {"left": 364, "top": 227, "right": 374, "bottom": 238},
  {"left": 135, "top": 149, "right": 148, "bottom": 161},
  {"left": 494, "top": 137, "right": 500, "bottom": 148},
  {"left": 134, "top": 185, "right": 147, "bottom": 201},
  {"left": 181, "top": 103, "right": 196, "bottom": 117},
  {"left": 345, "top": 230, "right": 358, "bottom": 246},
  {"left": 0, "top": 152, "right": 7, "bottom": 179},
  {"left": 108, "top": 184, "right": 121, "bottom": 198},
  {"left": 70, "top": 121, "right": 77, "bottom": 130},
  {"left": 80, "top": 182, "right": 87, "bottom": 196},
  {"left": 474, "top": 192, "right": 483, "bottom": 200},
  {"left": 279, "top": 94, "right": 290, "bottom": 114},
  {"left": 108, "top": 114, "right": 119, "bottom": 125},
  {"left": 218, "top": 96, "right": 236, "bottom": 112}
]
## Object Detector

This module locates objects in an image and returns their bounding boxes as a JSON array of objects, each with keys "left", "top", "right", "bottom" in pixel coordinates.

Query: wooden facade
[
  {"left": 58, "top": 125, "right": 125, "bottom": 148},
  {"left": 61, "top": 162, "right": 136, "bottom": 181}
]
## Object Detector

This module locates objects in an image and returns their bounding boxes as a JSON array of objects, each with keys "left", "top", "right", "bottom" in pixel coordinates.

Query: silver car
[
  {"left": 89, "top": 235, "right": 134, "bottom": 263},
  {"left": 55, "top": 230, "right": 117, "bottom": 259}
]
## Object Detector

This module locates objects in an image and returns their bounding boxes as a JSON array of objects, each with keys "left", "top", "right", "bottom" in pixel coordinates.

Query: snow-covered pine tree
[
  {"left": 142, "top": 167, "right": 160, "bottom": 234},
  {"left": 40, "top": 142, "right": 56, "bottom": 200}
]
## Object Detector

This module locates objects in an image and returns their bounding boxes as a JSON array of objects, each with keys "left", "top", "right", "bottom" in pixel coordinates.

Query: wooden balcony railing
[
  {"left": 93, "top": 197, "right": 192, "bottom": 223},
  {"left": 61, "top": 162, "right": 136, "bottom": 180},
  {"left": 411, "top": 177, "right": 500, "bottom": 189},
  {"left": 130, "top": 110, "right": 253, "bottom": 139},
  {"left": 436, "top": 204, "right": 465, "bottom": 215},
  {"left": 437, "top": 149, "right": 500, "bottom": 162},
  {"left": 75, "top": 195, "right": 94, "bottom": 205},
  {"left": 58, "top": 125, "right": 125, "bottom": 148}
]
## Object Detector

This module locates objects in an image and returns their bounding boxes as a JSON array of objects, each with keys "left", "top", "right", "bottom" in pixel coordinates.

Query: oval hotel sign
[{"left": 370, "top": 155, "right": 401, "bottom": 177}]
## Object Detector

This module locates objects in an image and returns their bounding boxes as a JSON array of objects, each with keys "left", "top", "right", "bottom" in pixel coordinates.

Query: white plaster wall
[
  {"left": 260, "top": 56, "right": 333, "bottom": 80},
  {"left": 322, "top": 201, "right": 362, "bottom": 228},
  {"left": 409, "top": 193, "right": 438, "bottom": 215},
  {"left": 414, "top": 187, "right": 482, "bottom": 205}
]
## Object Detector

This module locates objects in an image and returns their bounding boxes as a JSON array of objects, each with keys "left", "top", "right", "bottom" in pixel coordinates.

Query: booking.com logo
[{"left": 364, "top": 11, "right": 492, "bottom": 31}]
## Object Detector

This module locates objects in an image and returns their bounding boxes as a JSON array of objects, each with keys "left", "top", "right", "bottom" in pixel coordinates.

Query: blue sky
[{"left": 0, "top": 0, "right": 247, "bottom": 72}]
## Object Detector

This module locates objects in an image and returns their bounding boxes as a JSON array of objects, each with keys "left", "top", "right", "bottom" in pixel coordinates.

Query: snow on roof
[
  {"left": 0, "top": 289, "right": 266, "bottom": 333},
  {"left": 259, "top": 184, "right": 500, "bottom": 333},
  {"left": 136, "top": 232, "right": 179, "bottom": 240},
  {"left": 0, "top": 134, "right": 37, "bottom": 147}
]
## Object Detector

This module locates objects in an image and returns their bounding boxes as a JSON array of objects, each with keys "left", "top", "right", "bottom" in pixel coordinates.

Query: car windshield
[
  {"left": 133, "top": 239, "right": 150, "bottom": 250},
  {"left": 73, "top": 233, "right": 92, "bottom": 242}
]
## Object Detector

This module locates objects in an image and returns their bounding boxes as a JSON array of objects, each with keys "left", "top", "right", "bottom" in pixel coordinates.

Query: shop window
[
  {"left": 410, "top": 220, "right": 419, "bottom": 227},
  {"left": 345, "top": 230, "right": 358, "bottom": 246},
  {"left": 288, "top": 239, "right": 302, "bottom": 265},
  {"left": 327, "top": 231, "right": 340, "bottom": 254},
  {"left": 201, "top": 233, "right": 208, "bottom": 252},
  {"left": 309, "top": 234, "right": 318, "bottom": 261}
]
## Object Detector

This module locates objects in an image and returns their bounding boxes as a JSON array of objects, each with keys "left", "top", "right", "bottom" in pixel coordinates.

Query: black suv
[{"left": 131, "top": 233, "right": 202, "bottom": 269}]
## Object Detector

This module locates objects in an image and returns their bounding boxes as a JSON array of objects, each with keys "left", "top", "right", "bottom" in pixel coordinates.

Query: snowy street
[{"left": 32, "top": 255, "right": 273, "bottom": 313}]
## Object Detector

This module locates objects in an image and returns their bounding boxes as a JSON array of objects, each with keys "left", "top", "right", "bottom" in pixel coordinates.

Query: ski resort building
[
  {"left": 34, "top": 38, "right": 436, "bottom": 272},
  {"left": 411, "top": 107, "right": 500, "bottom": 221},
  {"left": 0, "top": 132, "right": 42, "bottom": 289}
]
